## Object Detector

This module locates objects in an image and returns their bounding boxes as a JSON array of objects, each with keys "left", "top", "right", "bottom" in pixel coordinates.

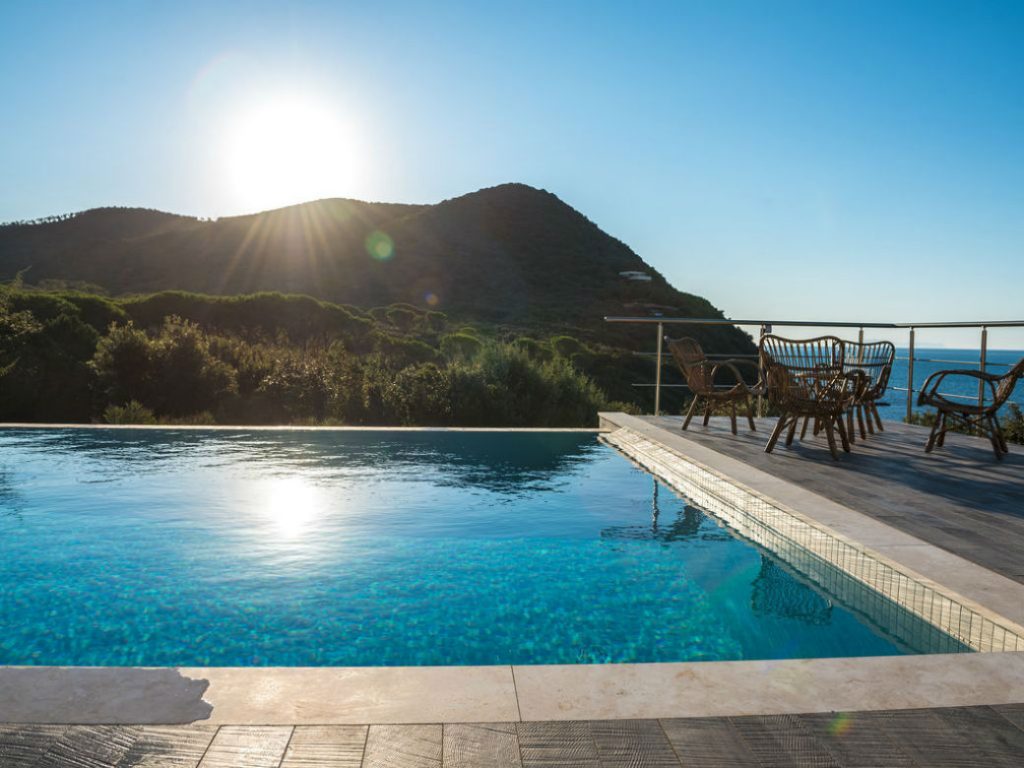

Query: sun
[{"left": 221, "top": 94, "right": 359, "bottom": 212}]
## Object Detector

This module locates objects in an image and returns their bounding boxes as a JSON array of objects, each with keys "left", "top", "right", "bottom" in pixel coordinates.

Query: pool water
[{"left": 0, "top": 429, "right": 956, "bottom": 666}]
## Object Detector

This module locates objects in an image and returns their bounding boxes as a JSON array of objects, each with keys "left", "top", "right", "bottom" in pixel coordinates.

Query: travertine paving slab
[
  {"left": 513, "top": 653, "right": 1024, "bottom": 721},
  {"left": 185, "top": 666, "right": 519, "bottom": 724}
]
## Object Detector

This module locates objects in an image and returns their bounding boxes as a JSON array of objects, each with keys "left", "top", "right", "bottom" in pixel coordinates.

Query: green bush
[
  {"left": 103, "top": 401, "right": 157, "bottom": 425},
  {"left": 440, "top": 332, "right": 483, "bottom": 361}
]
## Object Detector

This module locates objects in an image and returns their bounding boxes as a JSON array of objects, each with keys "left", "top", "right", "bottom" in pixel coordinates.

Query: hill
[{"left": 0, "top": 184, "right": 747, "bottom": 348}]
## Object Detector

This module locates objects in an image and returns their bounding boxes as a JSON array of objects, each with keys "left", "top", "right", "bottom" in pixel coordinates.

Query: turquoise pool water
[{"left": 0, "top": 429, "right": 959, "bottom": 666}]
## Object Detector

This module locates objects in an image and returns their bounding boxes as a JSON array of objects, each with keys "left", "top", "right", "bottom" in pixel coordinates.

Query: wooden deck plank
[
  {"left": 196, "top": 726, "right": 293, "bottom": 768},
  {"left": 658, "top": 718, "right": 760, "bottom": 767},
  {"left": 279, "top": 725, "right": 368, "bottom": 768},
  {"left": 728, "top": 714, "right": 840, "bottom": 768},
  {"left": 117, "top": 725, "right": 218, "bottom": 768},
  {"left": 588, "top": 720, "right": 680, "bottom": 767},
  {"left": 0, "top": 725, "right": 68, "bottom": 768},
  {"left": 876, "top": 709, "right": 989, "bottom": 768},
  {"left": 34, "top": 725, "right": 140, "bottom": 768},
  {"left": 796, "top": 712, "right": 916, "bottom": 767},
  {"left": 932, "top": 706, "right": 1024, "bottom": 767},
  {"left": 516, "top": 722, "right": 600, "bottom": 768},
  {"left": 443, "top": 723, "right": 521, "bottom": 768},
  {"left": 362, "top": 724, "right": 442, "bottom": 768}
]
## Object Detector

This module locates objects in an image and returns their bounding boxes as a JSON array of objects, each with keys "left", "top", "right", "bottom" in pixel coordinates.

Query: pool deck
[
  {"left": 625, "top": 414, "right": 1024, "bottom": 584},
  {"left": 3, "top": 419, "right": 1024, "bottom": 766}
]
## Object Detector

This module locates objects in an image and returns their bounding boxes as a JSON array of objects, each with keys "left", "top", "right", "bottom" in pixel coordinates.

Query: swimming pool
[{"left": 0, "top": 428, "right": 964, "bottom": 666}]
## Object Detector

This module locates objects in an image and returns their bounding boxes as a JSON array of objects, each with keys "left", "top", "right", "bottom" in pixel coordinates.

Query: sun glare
[
  {"left": 222, "top": 94, "right": 359, "bottom": 212},
  {"left": 263, "top": 475, "right": 322, "bottom": 540}
]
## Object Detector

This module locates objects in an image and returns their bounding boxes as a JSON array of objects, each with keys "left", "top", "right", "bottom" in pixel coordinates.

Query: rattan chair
[
  {"left": 841, "top": 340, "right": 895, "bottom": 440},
  {"left": 666, "top": 337, "right": 763, "bottom": 435},
  {"left": 918, "top": 358, "right": 1024, "bottom": 459},
  {"left": 760, "top": 335, "right": 860, "bottom": 460}
]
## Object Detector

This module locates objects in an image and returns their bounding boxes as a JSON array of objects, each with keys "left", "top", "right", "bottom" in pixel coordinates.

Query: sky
[{"left": 1, "top": 0, "right": 1022, "bottom": 347}]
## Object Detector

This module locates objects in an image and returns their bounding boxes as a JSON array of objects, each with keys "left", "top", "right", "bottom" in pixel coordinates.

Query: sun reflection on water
[{"left": 262, "top": 476, "right": 322, "bottom": 540}]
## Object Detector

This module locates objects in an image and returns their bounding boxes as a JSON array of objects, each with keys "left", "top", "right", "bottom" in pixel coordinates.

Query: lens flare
[
  {"left": 828, "top": 712, "right": 854, "bottom": 737},
  {"left": 365, "top": 230, "right": 394, "bottom": 261},
  {"left": 424, "top": 292, "right": 439, "bottom": 306}
]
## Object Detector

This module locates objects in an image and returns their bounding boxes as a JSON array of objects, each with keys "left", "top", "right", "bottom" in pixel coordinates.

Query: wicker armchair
[
  {"left": 918, "top": 358, "right": 1024, "bottom": 459},
  {"left": 841, "top": 340, "right": 896, "bottom": 440},
  {"left": 760, "top": 335, "right": 861, "bottom": 460},
  {"left": 666, "top": 337, "right": 763, "bottom": 435}
]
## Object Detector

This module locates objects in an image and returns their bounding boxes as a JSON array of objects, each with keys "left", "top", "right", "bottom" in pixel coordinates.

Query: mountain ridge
[{"left": 0, "top": 183, "right": 746, "bottom": 348}]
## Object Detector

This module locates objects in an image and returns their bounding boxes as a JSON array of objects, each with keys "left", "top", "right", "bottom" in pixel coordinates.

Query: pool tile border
[{"left": 599, "top": 415, "right": 1024, "bottom": 653}]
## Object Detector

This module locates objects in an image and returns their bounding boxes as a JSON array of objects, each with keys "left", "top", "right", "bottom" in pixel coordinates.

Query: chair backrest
[
  {"left": 759, "top": 335, "right": 845, "bottom": 376},
  {"left": 665, "top": 337, "right": 712, "bottom": 394},
  {"left": 842, "top": 340, "right": 896, "bottom": 396},
  {"left": 994, "top": 358, "right": 1024, "bottom": 409}
]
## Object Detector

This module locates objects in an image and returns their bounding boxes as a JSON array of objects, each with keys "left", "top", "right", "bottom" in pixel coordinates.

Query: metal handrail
[{"left": 605, "top": 316, "right": 1024, "bottom": 418}]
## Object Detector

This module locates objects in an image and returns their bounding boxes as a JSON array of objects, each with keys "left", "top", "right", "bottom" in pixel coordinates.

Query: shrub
[
  {"left": 91, "top": 322, "right": 155, "bottom": 405},
  {"left": 383, "top": 363, "right": 452, "bottom": 425},
  {"left": 103, "top": 401, "right": 157, "bottom": 425},
  {"left": 150, "top": 317, "right": 237, "bottom": 416},
  {"left": 440, "top": 332, "right": 483, "bottom": 361}
]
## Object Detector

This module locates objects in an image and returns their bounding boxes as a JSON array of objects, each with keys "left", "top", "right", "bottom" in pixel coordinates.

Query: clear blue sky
[{"left": 2, "top": 1, "right": 1022, "bottom": 347}]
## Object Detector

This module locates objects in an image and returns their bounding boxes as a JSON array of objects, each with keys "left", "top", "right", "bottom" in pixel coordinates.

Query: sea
[{"left": 884, "top": 348, "right": 1023, "bottom": 418}]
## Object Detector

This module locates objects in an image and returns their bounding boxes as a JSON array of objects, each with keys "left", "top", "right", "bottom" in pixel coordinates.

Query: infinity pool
[{"left": 0, "top": 428, "right": 961, "bottom": 666}]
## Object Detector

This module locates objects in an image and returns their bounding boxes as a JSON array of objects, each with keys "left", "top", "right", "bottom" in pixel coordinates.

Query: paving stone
[
  {"left": 589, "top": 720, "right": 680, "bottom": 767},
  {"left": 363, "top": 724, "right": 442, "bottom": 768},
  {"left": 443, "top": 723, "right": 521, "bottom": 768},
  {"left": 797, "top": 711, "right": 915, "bottom": 767},
  {"left": 728, "top": 714, "right": 840, "bottom": 767},
  {"left": 517, "top": 721, "right": 600, "bottom": 767},
  {"left": 0, "top": 725, "right": 68, "bottom": 768},
  {"left": 116, "top": 725, "right": 218, "bottom": 768},
  {"left": 35, "top": 725, "right": 140, "bottom": 768},
  {"left": 877, "top": 709, "right": 988, "bottom": 768},
  {"left": 197, "top": 726, "right": 293, "bottom": 768},
  {"left": 280, "top": 725, "right": 368, "bottom": 768},
  {"left": 659, "top": 718, "right": 760, "bottom": 767}
]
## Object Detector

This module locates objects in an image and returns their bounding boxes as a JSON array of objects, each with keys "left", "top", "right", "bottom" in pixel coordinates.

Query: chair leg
[
  {"left": 925, "top": 415, "right": 941, "bottom": 452},
  {"left": 871, "top": 402, "right": 884, "bottom": 431},
  {"left": 846, "top": 409, "right": 856, "bottom": 444},
  {"left": 994, "top": 416, "right": 1009, "bottom": 454},
  {"left": 765, "top": 413, "right": 789, "bottom": 454},
  {"left": 987, "top": 416, "right": 1005, "bottom": 460},
  {"left": 813, "top": 417, "right": 822, "bottom": 436},
  {"left": 823, "top": 421, "right": 841, "bottom": 460},
  {"left": 703, "top": 400, "right": 712, "bottom": 427},
  {"left": 861, "top": 405, "right": 872, "bottom": 437},
  {"left": 800, "top": 415, "right": 810, "bottom": 440},
  {"left": 682, "top": 396, "right": 700, "bottom": 431},
  {"left": 745, "top": 398, "right": 756, "bottom": 432},
  {"left": 729, "top": 402, "right": 737, "bottom": 435},
  {"left": 785, "top": 415, "right": 799, "bottom": 446},
  {"left": 835, "top": 414, "right": 851, "bottom": 452},
  {"left": 937, "top": 413, "right": 948, "bottom": 447}
]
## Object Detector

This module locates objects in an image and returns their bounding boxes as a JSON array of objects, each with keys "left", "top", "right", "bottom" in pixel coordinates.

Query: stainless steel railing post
[
  {"left": 906, "top": 327, "right": 915, "bottom": 422},
  {"left": 654, "top": 322, "right": 663, "bottom": 417},
  {"left": 978, "top": 326, "right": 988, "bottom": 409}
]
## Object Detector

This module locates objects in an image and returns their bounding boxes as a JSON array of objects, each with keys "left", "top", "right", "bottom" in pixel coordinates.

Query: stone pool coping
[
  {"left": 2, "top": 417, "right": 1023, "bottom": 725},
  {"left": 0, "top": 423, "right": 602, "bottom": 432}
]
